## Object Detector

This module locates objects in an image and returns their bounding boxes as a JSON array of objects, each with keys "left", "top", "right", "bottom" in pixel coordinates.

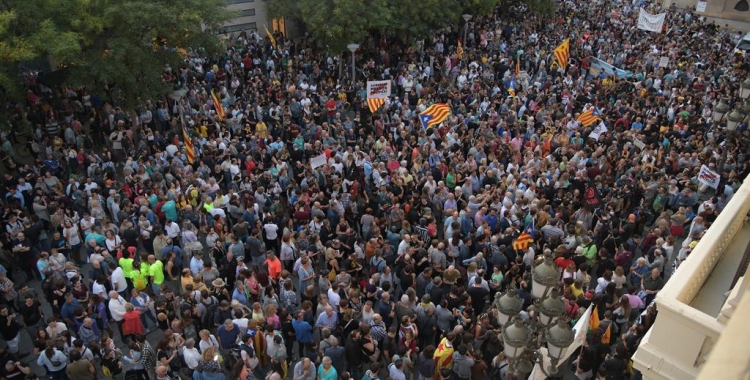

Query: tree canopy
[
  {"left": 267, "top": 0, "right": 499, "bottom": 53},
  {"left": 0, "top": 0, "right": 233, "bottom": 108}
]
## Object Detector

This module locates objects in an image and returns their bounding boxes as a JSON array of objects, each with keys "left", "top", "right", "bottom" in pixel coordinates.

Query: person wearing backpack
[
  {"left": 360, "top": 362, "right": 381, "bottom": 380},
  {"left": 197, "top": 289, "right": 218, "bottom": 331},
  {"left": 600, "top": 345, "right": 629, "bottom": 380}
]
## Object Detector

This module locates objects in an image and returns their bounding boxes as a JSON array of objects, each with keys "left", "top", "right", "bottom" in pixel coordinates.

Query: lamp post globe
[
  {"left": 537, "top": 288, "right": 566, "bottom": 327},
  {"left": 547, "top": 318, "right": 576, "bottom": 362},
  {"left": 532, "top": 253, "right": 561, "bottom": 299},
  {"left": 713, "top": 98, "right": 730, "bottom": 122},
  {"left": 741, "top": 76, "right": 750, "bottom": 98},
  {"left": 727, "top": 109, "right": 743, "bottom": 131},
  {"left": 502, "top": 317, "right": 532, "bottom": 359},
  {"left": 495, "top": 290, "right": 525, "bottom": 325}
]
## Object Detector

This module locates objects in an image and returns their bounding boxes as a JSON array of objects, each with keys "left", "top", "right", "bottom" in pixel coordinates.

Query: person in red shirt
[
  {"left": 325, "top": 97, "right": 337, "bottom": 124},
  {"left": 265, "top": 252, "right": 282, "bottom": 282}
]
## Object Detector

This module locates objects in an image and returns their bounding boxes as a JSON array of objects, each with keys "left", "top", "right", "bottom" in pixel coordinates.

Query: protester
[{"left": 2, "top": 1, "right": 746, "bottom": 379}]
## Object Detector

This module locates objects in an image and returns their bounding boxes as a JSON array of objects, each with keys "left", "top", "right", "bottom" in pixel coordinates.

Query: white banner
[
  {"left": 366, "top": 80, "right": 391, "bottom": 99},
  {"left": 588, "top": 121, "right": 608, "bottom": 141},
  {"left": 698, "top": 164, "right": 721, "bottom": 189},
  {"left": 561, "top": 305, "right": 593, "bottom": 363},
  {"left": 310, "top": 153, "right": 328, "bottom": 170},
  {"left": 659, "top": 56, "right": 669, "bottom": 68},
  {"left": 638, "top": 8, "right": 666, "bottom": 33}
]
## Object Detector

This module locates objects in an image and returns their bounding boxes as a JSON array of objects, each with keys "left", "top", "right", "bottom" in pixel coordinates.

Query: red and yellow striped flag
[
  {"left": 264, "top": 25, "right": 276, "bottom": 49},
  {"left": 516, "top": 57, "right": 520, "bottom": 75},
  {"left": 457, "top": 40, "right": 464, "bottom": 60},
  {"left": 419, "top": 103, "right": 451, "bottom": 130},
  {"left": 554, "top": 39, "right": 570, "bottom": 70},
  {"left": 577, "top": 108, "right": 602, "bottom": 127},
  {"left": 179, "top": 107, "right": 195, "bottom": 164},
  {"left": 211, "top": 89, "right": 225, "bottom": 120},
  {"left": 367, "top": 98, "right": 386, "bottom": 113}
]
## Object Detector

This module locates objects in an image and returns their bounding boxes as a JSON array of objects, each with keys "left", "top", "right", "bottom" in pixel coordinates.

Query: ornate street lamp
[
  {"left": 727, "top": 108, "right": 743, "bottom": 131},
  {"left": 462, "top": 14, "right": 472, "bottom": 48},
  {"left": 741, "top": 76, "right": 750, "bottom": 98},
  {"left": 713, "top": 98, "right": 730, "bottom": 122},
  {"left": 496, "top": 252, "right": 575, "bottom": 378},
  {"left": 346, "top": 43, "right": 359, "bottom": 87}
]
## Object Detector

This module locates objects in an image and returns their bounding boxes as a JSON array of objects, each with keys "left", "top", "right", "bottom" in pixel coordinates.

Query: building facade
[
  {"left": 632, "top": 176, "right": 750, "bottom": 379},
  {"left": 223, "top": 0, "right": 268, "bottom": 34},
  {"left": 663, "top": 0, "right": 750, "bottom": 29}
]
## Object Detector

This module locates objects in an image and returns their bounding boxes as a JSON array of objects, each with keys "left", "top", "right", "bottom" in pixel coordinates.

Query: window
[
  {"left": 736, "top": 0, "right": 749, "bottom": 11},
  {"left": 226, "top": 0, "right": 254, "bottom": 4},
  {"left": 223, "top": 22, "right": 257, "bottom": 34},
  {"left": 239, "top": 9, "right": 256, "bottom": 17}
]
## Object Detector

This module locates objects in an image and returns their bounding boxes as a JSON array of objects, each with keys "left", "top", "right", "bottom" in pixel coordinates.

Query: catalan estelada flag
[
  {"left": 419, "top": 103, "right": 450, "bottom": 130},
  {"left": 577, "top": 107, "right": 603, "bottom": 127},
  {"left": 554, "top": 39, "right": 570, "bottom": 70},
  {"left": 367, "top": 98, "right": 386, "bottom": 113},
  {"left": 264, "top": 25, "right": 276, "bottom": 49},
  {"left": 434, "top": 336, "right": 454, "bottom": 375},
  {"left": 211, "top": 89, "right": 225, "bottom": 120},
  {"left": 457, "top": 40, "right": 464, "bottom": 60},
  {"left": 512, "top": 220, "right": 535, "bottom": 250},
  {"left": 179, "top": 107, "right": 195, "bottom": 164}
]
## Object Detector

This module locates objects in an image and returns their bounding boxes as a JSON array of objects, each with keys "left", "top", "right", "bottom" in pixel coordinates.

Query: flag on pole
[
  {"left": 433, "top": 336, "right": 455, "bottom": 375},
  {"left": 264, "top": 25, "right": 277, "bottom": 49},
  {"left": 179, "top": 107, "right": 195, "bottom": 164},
  {"left": 211, "top": 89, "right": 225, "bottom": 120},
  {"left": 419, "top": 103, "right": 451, "bottom": 130},
  {"left": 365, "top": 80, "right": 390, "bottom": 113},
  {"left": 513, "top": 219, "right": 535, "bottom": 250},
  {"left": 516, "top": 57, "right": 521, "bottom": 75},
  {"left": 367, "top": 98, "right": 386, "bottom": 113},
  {"left": 457, "top": 40, "right": 464, "bottom": 60},
  {"left": 577, "top": 107, "right": 603, "bottom": 127},
  {"left": 554, "top": 39, "right": 570, "bottom": 70},
  {"left": 590, "top": 306, "right": 601, "bottom": 330}
]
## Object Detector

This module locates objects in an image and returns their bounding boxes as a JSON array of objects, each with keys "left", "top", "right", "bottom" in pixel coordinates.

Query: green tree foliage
[
  {"left": 267, "top": 0, "right": 498, "bottom": 52},
  {"left": 0, "top": 0, "right": 233, "bottom": 107}
]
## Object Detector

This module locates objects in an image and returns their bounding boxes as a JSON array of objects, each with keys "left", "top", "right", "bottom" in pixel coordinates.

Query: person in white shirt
[
  {"left": 165, "top": 219, "right": 181, "bottom": 242},
  {"left": 327, "top": 283, "right": 341, "bottom": 312},
  {"left": 110, "top": 263, "right": 128, "bottom": 295},
  {"left": 92, "top": 272, "right": 109, "bottom": 300},
  {"left": 182, "top": 339, "right": 202, "bottom": 370},
  {"left": 108, "top": 291, "right": 127, "bottom": 342}
]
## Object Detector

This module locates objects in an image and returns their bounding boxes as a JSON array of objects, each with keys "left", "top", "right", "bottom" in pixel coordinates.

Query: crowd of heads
[{"left": 0, "top": 0, "right": 748, "bottom": 379}]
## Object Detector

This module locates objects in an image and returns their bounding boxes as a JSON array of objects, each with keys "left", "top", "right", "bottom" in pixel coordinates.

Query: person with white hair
[{"left": 317, "top": 356, "right": 338, "bottom": 380}]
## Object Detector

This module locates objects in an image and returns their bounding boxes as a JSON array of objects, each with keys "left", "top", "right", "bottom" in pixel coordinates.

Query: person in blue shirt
[
  {"left": 43, "top": 155, "right": 61, "bottom": 175},
  {"left": 631, "top": 116, "right": 644, "bottom": 131},
  {"left": 292, "top": 311, "right": 313, "bottom": 358},
  {"left": 161, "top": 241, "right": 183, "bottom": 267},
  {"left": 60, "top": 293, "right": 80, "bottom": 327},
  {"left": 484, "top": 208, "right": 499, "bottom": 232}
]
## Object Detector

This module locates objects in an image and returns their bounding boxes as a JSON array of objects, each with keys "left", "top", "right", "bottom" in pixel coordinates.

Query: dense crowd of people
[{"left": 0, "top": 0, "right": 748, "bottom": 380}]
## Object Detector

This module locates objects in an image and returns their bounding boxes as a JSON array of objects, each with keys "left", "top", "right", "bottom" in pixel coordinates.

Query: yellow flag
[{"left": 264, "top": 25, "right": 276, "bottom": 49}]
